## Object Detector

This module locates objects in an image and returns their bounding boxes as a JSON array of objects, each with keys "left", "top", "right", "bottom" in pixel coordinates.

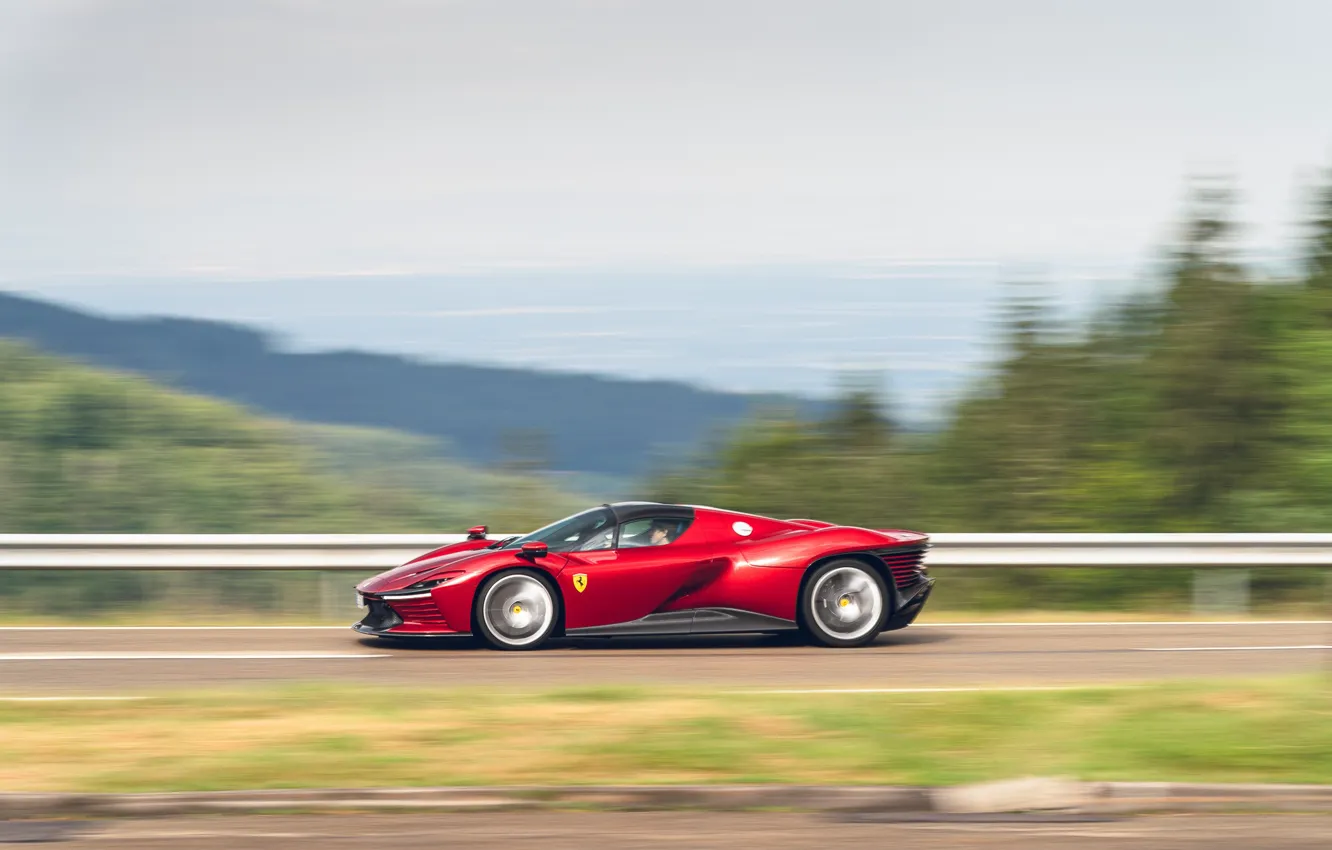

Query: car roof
[{"left": 604, "top": 501, "right": 696, "bottom": 523}]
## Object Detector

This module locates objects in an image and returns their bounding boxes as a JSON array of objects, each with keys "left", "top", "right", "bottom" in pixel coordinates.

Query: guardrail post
[{"left": 1191, "top": 568, "right": 1251, "bottom": 616}]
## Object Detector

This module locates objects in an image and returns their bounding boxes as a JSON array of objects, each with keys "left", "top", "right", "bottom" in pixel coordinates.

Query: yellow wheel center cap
[
  {"left": 838, "top": 597, "right": 850, "bottom": 608},
  {"left": 512, "top": 604, "right": 522, "bottom": 614}
]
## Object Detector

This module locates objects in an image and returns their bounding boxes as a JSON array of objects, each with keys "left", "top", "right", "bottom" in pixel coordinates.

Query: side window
[
  {"left": 523, "top": 507, "right": 616, "bottom": 553},
  {"left": 616, "top": 517, "right": 693, "bottom": 549},
  {"left": 574, "top": 526, "right": 615, "bottom": 552}
]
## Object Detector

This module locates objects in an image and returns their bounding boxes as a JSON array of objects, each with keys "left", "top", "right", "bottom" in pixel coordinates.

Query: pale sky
[{"left": 3, "top": 0, "right": 1331, "bottom": 279}]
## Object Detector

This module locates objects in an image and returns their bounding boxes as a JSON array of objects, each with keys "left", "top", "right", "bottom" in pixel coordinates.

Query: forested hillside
[
  {"left": 655, "top": 176, "right": 1332, "bottom": 535},
  {"left": 0, "top": 293, "right": 813, "bottom": 476},
  {"left": 0, "top": 342, "right": 581, "bottom": 534}
]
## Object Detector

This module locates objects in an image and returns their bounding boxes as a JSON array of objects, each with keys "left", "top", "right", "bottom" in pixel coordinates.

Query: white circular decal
[{"left": 732, "top": 521, "right": 753, "bottom": 537}]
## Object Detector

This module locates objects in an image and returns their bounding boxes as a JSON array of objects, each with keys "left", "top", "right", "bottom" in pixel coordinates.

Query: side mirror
[
  {"left": 520, "top": 541, "right": 548, "bottom": 559},
  {"left": 467, "top": 525, "right": 488, "bottom": 540}
]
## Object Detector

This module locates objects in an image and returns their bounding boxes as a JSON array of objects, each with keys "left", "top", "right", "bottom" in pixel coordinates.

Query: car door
[{"left": 558, "top": 518, "right": 707, "bottom": 630}]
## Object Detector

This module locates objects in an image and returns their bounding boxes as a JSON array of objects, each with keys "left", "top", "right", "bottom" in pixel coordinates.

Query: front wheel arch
[{"left": 471, "top": 567, "right": 564, "bottom": 650}]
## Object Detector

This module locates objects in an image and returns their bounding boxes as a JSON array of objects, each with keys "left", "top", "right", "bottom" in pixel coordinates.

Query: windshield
[{"left": 500, "top": 507, "right": 616, "bottom": 553}]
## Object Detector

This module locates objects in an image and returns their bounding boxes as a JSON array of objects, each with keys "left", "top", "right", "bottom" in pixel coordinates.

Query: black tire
[
  {"left": 472, "top": 569, "right": 561, "bottom": 651},
  {"left": 799, "top": 558, "right": 890, "bottom": 648}
]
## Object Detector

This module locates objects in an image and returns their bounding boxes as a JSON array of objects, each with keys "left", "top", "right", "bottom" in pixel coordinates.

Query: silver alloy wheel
[
  {"left": 482, "top": 573, "right": 554, "bottom": 647},
  {"left": 809, "top": 565, "right": 883, "bottom": 641}
]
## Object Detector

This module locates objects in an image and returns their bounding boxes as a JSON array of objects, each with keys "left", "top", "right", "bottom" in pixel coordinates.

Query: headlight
[{"left": 405, "top": 570, "right": 465, "bottom": 591}]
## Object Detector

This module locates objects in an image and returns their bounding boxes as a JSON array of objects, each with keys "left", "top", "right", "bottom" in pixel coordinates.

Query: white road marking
[
  {"left": 0, "top": 652, "right": 390, "bottom": 662},
  {"left": 739, "top": 685, "right": 1132, "bottom": 695},
  {"left": 0, "top": 696, "right": 146, "bottom": 702},
  {"left": 0, "top": 625, "right": 348, "bottom": 631},
  {"left": 1137, "top": 645, "right": 1332, "bottom": 652}
]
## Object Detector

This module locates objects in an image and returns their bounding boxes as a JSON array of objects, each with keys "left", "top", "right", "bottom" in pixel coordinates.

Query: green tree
[
  {"left": 1143, "top": 181, "right": 1287, "bottom": 525},
  {"left": 1307, "top": 168, "right": 1332, "bottom": 292}
]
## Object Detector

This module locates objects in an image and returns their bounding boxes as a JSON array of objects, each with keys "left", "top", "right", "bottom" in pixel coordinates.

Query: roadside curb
[
  {"left": 4, "top": 781, "right": 1332, "bottom": 818},
  {"left": 1092, "top": 782, "right": 1332, "bottom": 813}
]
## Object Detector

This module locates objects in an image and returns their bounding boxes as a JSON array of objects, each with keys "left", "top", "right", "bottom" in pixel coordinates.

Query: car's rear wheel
[
  {"left": 800, "top": 559, "right": 888, "bottom": 648},
  {"left": 472, "top": 569, "right": 560, "bottom": 650}
]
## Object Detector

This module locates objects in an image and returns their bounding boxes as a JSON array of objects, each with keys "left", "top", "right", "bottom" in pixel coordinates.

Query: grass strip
[{"left": 0, "top": 677, "right": 1327, "bottom": 793}]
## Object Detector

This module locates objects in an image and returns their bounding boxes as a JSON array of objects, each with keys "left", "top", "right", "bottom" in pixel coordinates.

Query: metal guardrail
[
  {"left": 3, "top": 533, "right": 1332, "bottom": 571},
  {"left": 0, "top": 535, "right": 464, "bottom": 571}
]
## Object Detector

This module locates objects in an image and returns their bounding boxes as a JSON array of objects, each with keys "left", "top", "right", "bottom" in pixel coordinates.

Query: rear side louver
[{"left": 877, "top": 546, "right": 929, "bottom": 589}]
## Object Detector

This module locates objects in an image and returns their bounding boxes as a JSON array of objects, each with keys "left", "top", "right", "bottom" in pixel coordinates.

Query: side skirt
[{"left": 566, "top": 607, "right": 797, "bottom": 638}]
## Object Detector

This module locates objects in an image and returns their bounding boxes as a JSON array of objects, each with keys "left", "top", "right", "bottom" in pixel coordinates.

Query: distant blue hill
[{"left": 0, "top": 291, "right": 817, "bottom": 476}]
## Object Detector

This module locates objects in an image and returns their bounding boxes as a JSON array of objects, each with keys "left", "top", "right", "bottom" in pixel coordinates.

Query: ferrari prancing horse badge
[{"left": 572, "top": 573, "right": 588, "bottom": 593}]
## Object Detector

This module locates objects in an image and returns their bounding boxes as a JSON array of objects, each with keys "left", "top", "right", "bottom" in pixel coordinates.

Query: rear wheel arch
[{"left": 795, "top": 552, "right": 896, "bottom": 633}]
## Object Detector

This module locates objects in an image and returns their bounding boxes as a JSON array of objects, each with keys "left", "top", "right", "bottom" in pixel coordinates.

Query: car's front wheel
[
  {"left": 473, "top": 569, "right": 560, "bottom": 650},
  {"left": 800, "top": 559, "right": 889, "bottom": 648}
]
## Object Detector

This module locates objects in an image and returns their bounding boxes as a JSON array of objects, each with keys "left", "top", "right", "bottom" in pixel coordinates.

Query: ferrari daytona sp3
[{"left": 354, "top": 502, "right": 932, "bottom": 649}]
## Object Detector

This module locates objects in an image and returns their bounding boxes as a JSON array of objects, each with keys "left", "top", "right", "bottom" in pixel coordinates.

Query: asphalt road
[
  {"left": 14, "top": 813, "right": 1332, "bottom": 849},
  {"left": 0, "top": 621, "right": 1327, "bottom": 695}
]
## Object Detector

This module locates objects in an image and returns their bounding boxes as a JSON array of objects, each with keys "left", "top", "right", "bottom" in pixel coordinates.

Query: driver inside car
[
  {"left": 580, "top": 518, "right": 684, "bottom": 551},
  {"left": 648, "top": 521, "right": 675, "bottom": 546}
]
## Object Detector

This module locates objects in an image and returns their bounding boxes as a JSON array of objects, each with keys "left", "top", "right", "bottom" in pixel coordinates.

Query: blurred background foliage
[
  {"left": 646, "top": 176, "right": 1332, "bottom": 613},
  {"left": 654, "top": 176, "right": 1332, "bottom": 535},
  {"left": 3, "top": 175, "right": 1332, "bottom": 618}
]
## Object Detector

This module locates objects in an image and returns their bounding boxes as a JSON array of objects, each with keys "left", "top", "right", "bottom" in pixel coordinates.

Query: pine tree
[
  {"left": 1146, "top": 179, "right": 1284, "bottom": 523},
  {"left": 822, "top": 376, "right": 894, "bottom": 450},
  {"left": 1307, "top": 168, "right": 1332, "bottom": 291},
  {"left": 997, "top": 276, "right": 1059, "bottom": 360}
]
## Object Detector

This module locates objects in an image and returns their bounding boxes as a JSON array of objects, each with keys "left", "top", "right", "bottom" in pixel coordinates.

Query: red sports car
[{"left": 354, "top": 502, "right": 932, "bottom": 650}]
